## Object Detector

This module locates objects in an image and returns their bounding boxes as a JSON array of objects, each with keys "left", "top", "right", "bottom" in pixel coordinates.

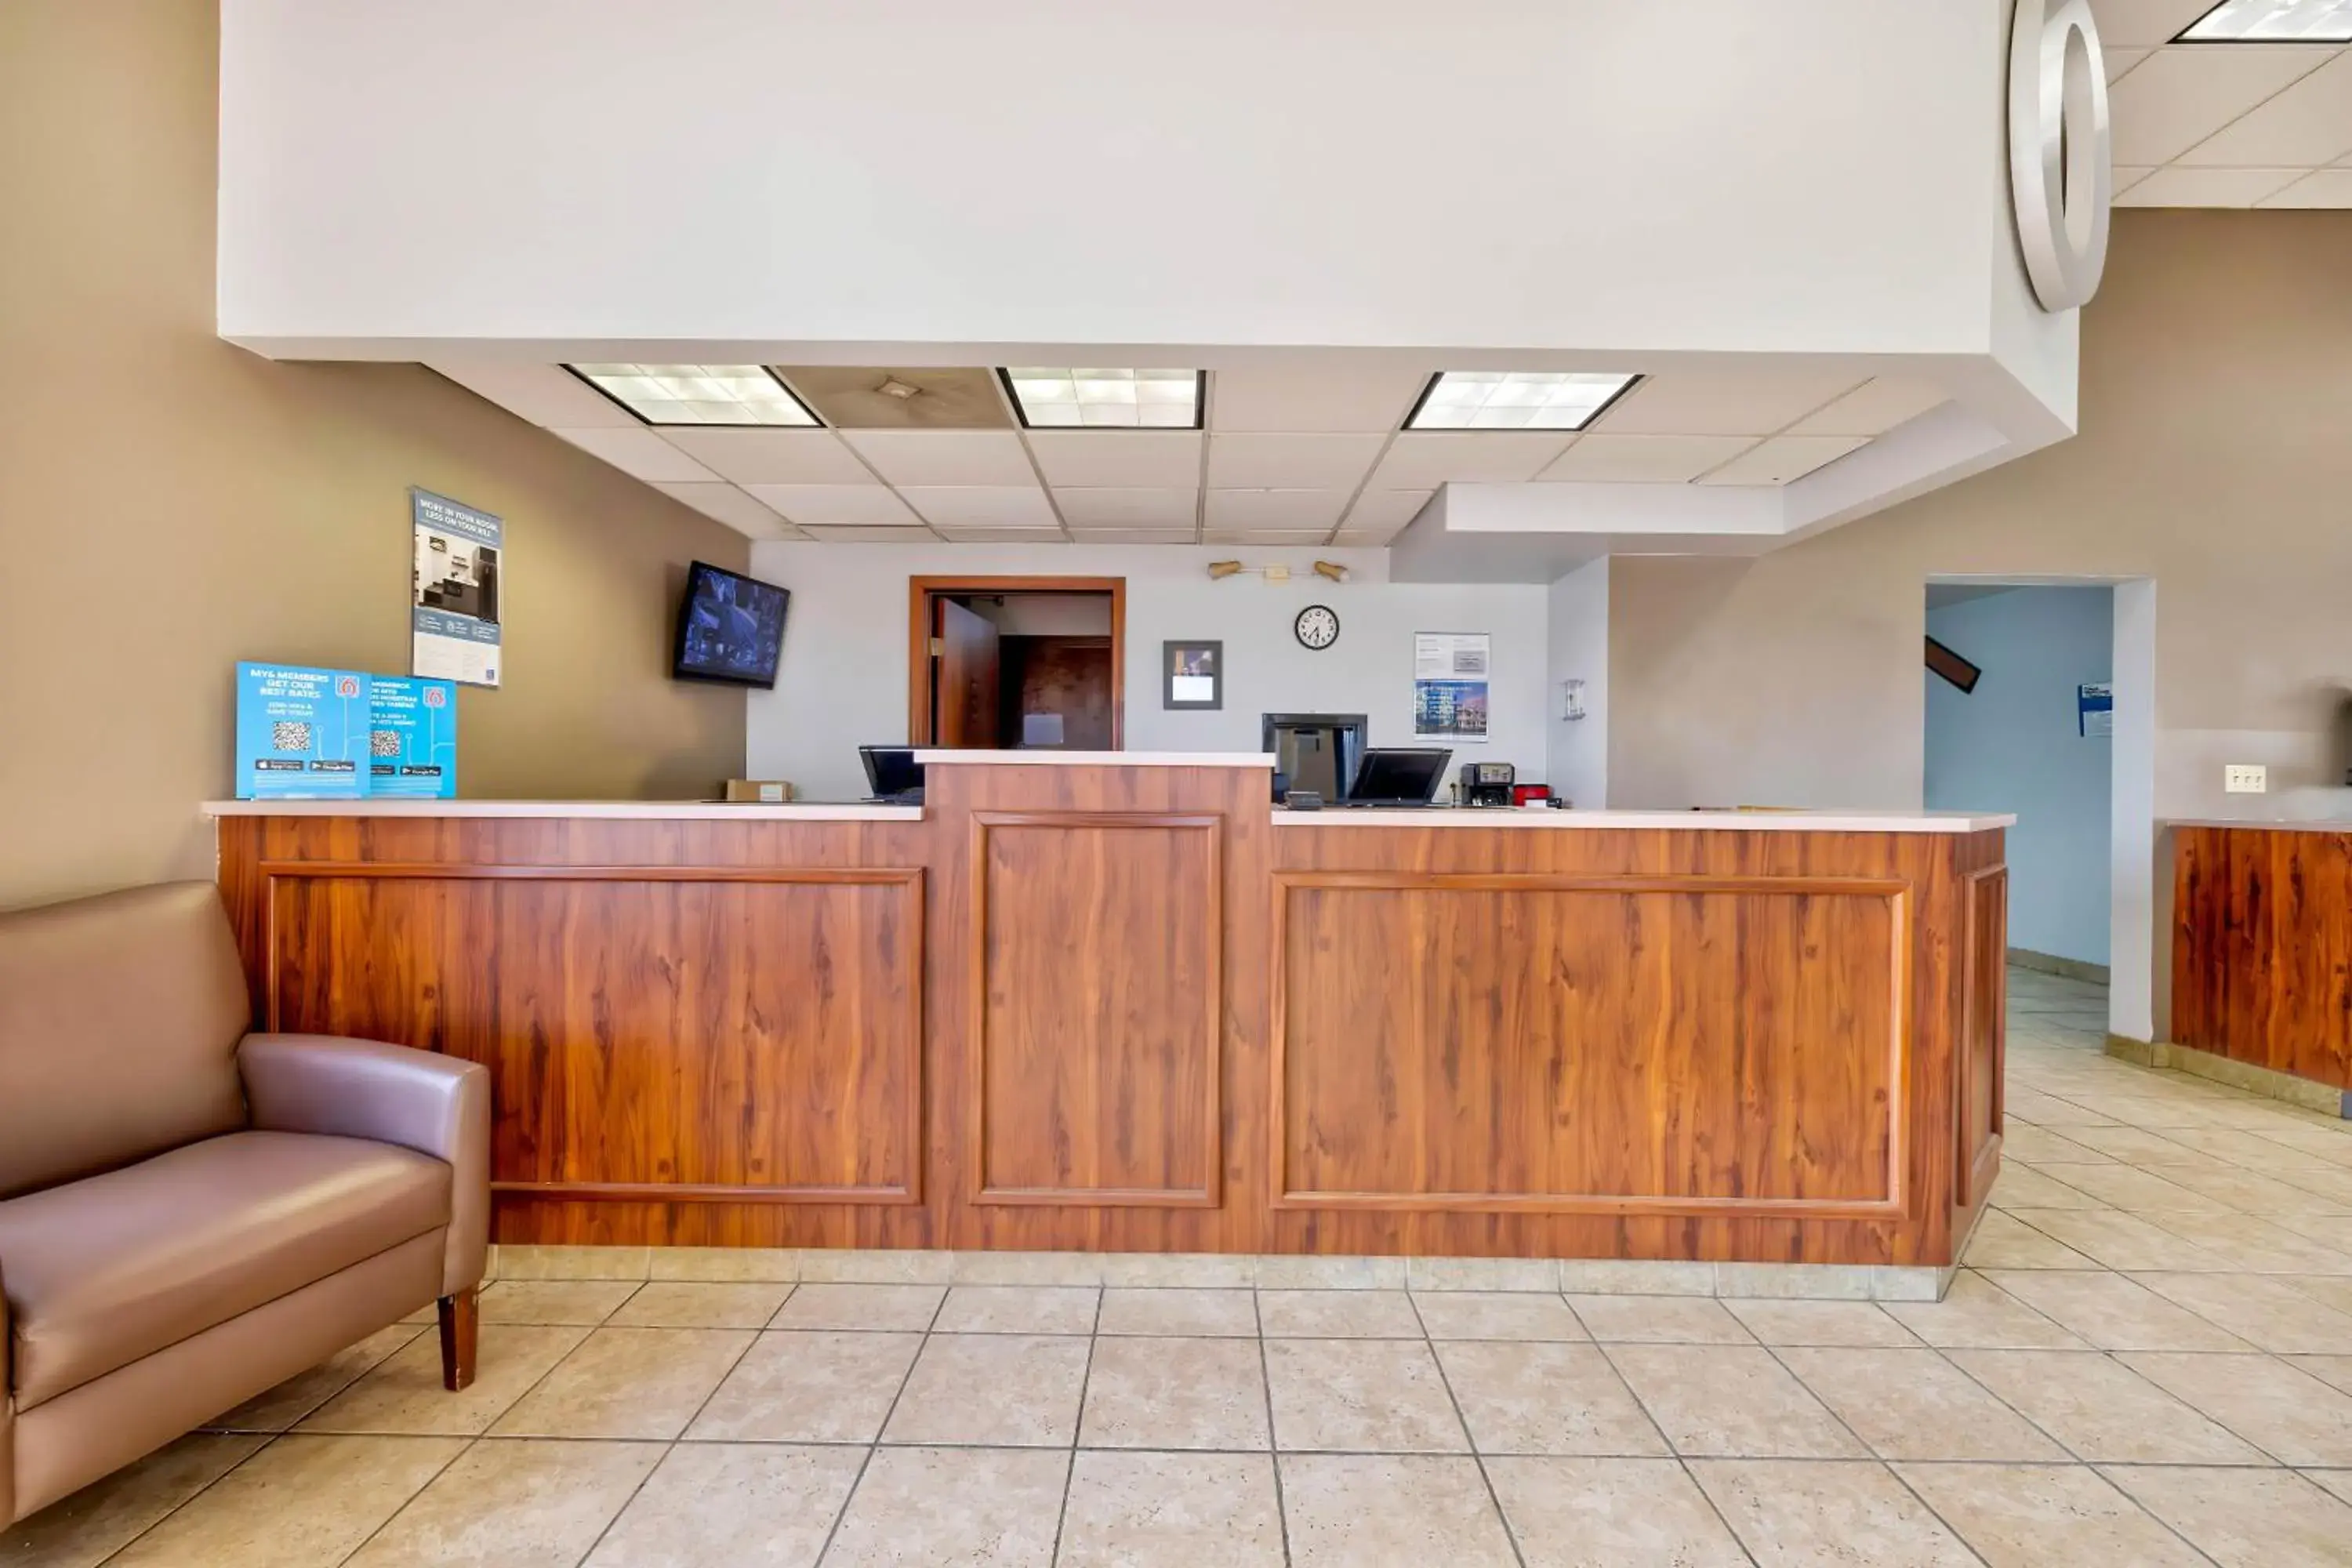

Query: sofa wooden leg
[{"left": 438, "top": 1287, "right": 478, "bottom": 1392}]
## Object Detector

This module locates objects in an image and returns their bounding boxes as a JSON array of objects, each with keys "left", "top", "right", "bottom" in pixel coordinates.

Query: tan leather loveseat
[{"left": 0, "top": 882, "right": 488, "bottom": 1526}]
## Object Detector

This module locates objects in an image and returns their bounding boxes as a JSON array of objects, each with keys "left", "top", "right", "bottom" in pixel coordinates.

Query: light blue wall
[{"left": 1926, "top": 587, "right": 2113, "bottom": 967}]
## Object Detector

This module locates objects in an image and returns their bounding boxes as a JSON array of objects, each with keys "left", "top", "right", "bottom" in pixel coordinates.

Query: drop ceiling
[
  {"left": 428, "top": 360, "right": 1955, "bottom": 548},
  {"left": 2096, "top": 0, "right": 2352, "bottom": 205}
]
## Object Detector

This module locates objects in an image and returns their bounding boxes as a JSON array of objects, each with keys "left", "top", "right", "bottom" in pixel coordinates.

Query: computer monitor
[
  {"left": 859, "top": 745, "right": 925, "bottom": 803},
  {"left": 1348, "top": 747, "right": 1453, "bottom": 806},
  {"left": 1262, "top": 713, "right": 1367, "bottom": 801}
]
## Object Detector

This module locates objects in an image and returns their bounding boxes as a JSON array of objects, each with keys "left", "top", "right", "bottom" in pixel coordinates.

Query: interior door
[{"left": 935, "top": 597, "right": 1001, "bottom": 747}]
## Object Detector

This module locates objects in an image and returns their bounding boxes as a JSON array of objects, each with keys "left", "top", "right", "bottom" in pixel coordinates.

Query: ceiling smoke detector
[{"left": 876, "top": 377, "right": 921, "bottom": 401}]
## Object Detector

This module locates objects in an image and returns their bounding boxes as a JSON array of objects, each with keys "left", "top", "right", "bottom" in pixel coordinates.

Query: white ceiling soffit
[
  {"left": 423, "top": 356, "right": 2053, "bottom": 572},
  {"left": 2093, "top": 0, "right": 2352, "bottom": 206}
]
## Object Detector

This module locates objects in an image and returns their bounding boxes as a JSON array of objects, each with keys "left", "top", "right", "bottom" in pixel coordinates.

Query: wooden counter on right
[{"left": 2172, "top": 821, "right": 2352, "bottom": 1093}]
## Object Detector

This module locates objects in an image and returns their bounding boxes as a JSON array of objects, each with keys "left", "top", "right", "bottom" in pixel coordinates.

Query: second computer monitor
[{"left": 1348, "top": 747, "right": 1453, "bottom": 806}]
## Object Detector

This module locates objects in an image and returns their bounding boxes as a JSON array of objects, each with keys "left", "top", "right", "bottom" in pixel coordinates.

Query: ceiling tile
[
  {"left": 1339, "top": 490, "right": 1435, "bottom": 532},
  {"left": 898, "top": 485, "right": 1059, "bottom": 528},
  {"left": 1206, "top": 433, "right": 1388, "bottom": 489},
  {"left": 1207, "top": 365, "right": 1429, "bottom": 432},
  {"left": 1331, "top": 531, "right": 1404, "bottom": 546},
  {"left": 796, "top": 525, "right": 938, "bottom": 543},
  {"left": 2106, "top": 45, "right": 2155, "bottom": 82},
  {"left": 1588, "top": 370, "right": 1866, "bottom": 436},
  {"left": 1202, "top": 490, "right": 1350, "bottom": 530},
  {"left": 1203, "top": 530, "right": 1335, "bottom": 545},
  {"left": 1784, "top": 378, "right": 1951, "bottom": 437},
  {"left": 1535, "top": 434, "right": 1759, "bottom": 482},
  {"left": 2107, "top": 45, "right": 2336, "bottom": 165},
  {"left": 2114, "top": 165, "right": 2160, "bottom": 194},
  {"left": 2088, "top": 0, "right": 2220, "bottom": 46},
  {"left": 2257, "top": 165, "right": 2352, "bottom": 202},
  {"left": 656, "top": 427, "right": 874, "bottom": 485},
  {"left": 426, "top": 361, "right": 639, "bottom": 428},
  {"left": 2115, "top": 165, "right": 2306, "bottom": 202},
  {"left": 840, "top": 430, "right": 1037, "bottom": 486},
  {"left": 2179, "top": 49, "right": 2352, "bottom": 165},
  {"left": 1066, "top": 528, "right": 1198, "bottom": 544},
  {"left": 742, "top": 484, "right": 923, "bottom": 527},
  {"left": 1025, "top": 430, "right": 1203, "bottom": 488},
  {"left": 778, "top": 366, "right": 1011, "bottom": 429},
  {"left": 1695, "top": 434, "right": 1869, "bottom": 486},
  {"left": 552, "top": 426, "right": 720, "bottom": 483},
  {"left": 934, "top": 528, "right": 1067, "bottom": 543},
  {"left": 1369, "top": 433, "right": 1572, "bottom": 488},
  {"left": 1054, "top": 488, "right": 1200, "bottom": 528},
  {"left": 650, "top": 481, "right": 793, "bottom": 537}
]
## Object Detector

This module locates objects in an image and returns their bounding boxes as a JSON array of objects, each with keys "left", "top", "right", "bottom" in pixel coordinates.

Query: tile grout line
[
  {"left": 1251, "top": 1287, "right": 1296, "bottom": 1568},
  {"left": 808, "top": 1280, "right": 950, "bottom": 1564},
  {"left": 564, "top": 1291, "right": 778, "bottom": 1568},
  {"left": 1405, "top": 1290, "right": 1528, "bottom": 1567},
  {"left": 1569, "top": 1298, "right": 1762, "bottom": 1567},
  {"left": 1045, "top": 1287, "right": 1106, "bottom": 1565},
  {"left": 1747, "top": 1338, "right": 1995, "bottom": 1568}
]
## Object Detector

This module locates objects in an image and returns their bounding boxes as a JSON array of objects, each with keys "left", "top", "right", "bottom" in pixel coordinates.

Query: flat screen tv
[{"left": 673, "top": 561, "right": 789, "bottom": 688}]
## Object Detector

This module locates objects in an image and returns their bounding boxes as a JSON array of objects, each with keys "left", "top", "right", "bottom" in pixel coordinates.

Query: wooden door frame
[{"left": 908, "top": 575, "right": 1126, "bottom": 747}]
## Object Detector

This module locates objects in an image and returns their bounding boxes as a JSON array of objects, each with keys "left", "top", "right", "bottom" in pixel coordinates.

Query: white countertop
[
  {"left": 911, "top": 750, "right": 1276, "bottom": 768},
  {"left": 202, "top": 800, "right": 924, "bottom": 822},
  {"left": 1273, "top": 808, "right": 2016, "bottom": 834}
]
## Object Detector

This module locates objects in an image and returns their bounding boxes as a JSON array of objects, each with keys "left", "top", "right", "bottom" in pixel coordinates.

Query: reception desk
[{"left": 208, "top": 756, "right": 2011, "bottom": 1278}]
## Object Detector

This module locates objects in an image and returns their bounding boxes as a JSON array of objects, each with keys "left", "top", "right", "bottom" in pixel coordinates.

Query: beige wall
[
  {"left": 1605, "top": 209, "right": 2352, "bottom": 1036},
  {"left": 1607, "top": 210, "right": 2352, "bottom": 818},
  {"left": 0, "top": 0, "right": 750, "bottom": 910}
]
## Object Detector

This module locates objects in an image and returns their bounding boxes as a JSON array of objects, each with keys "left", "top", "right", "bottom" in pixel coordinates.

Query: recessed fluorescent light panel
[
  {"left": 1403, "top": 371, "right": 1639, "bottom": 431},
  {"left": 1000, "top": 368, "right": 1203, "bottom": 429},
  {"left": 568, "top": 364, "right": 819, "bottom": 426},
  {"left": 2180, "top": 0, "right": 2352, "bottom": 39}
]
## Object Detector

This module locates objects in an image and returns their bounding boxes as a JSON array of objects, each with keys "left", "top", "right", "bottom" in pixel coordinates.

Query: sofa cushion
[
  {"left": 0, "top": 882, "right": 252, "bottom": 1200},
  {"left": 0, "top": 1131, "right": 452, "bottom": 1410}
]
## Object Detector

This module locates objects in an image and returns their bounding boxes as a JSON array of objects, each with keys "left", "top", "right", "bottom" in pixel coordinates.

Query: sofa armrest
[
  {"left": 2, "top": 1255, "right": 13, "bottom": 1528},
  {"left": 238, "top": 1033, "right": 489, "bottom": 1297}
]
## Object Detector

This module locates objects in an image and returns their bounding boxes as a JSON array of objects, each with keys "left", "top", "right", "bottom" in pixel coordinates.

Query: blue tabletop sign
[
  {"left": 236, "top": 662, "right": 371, "bottom": 799},
  {"left": 368, "top": 675, "right": 459, "bottom": 797}
]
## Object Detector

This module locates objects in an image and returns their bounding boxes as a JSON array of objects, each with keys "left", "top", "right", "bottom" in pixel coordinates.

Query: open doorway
[
  {"left": 1926, "top": 583, "right": 2116, "bottom": 985},
  {"left": 907, "top": 575, "right": 1125, "bottom": 750}
]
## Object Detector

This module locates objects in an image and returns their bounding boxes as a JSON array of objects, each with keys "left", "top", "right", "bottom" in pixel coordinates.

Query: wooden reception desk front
[{"left": 209, "top": 755, "right": 2012, "bottom": 1273}]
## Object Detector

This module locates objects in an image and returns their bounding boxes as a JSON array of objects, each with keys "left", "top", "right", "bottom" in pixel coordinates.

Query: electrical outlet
[{"left": 2225, "top": 764, "right": 2268, "bottom": 794}]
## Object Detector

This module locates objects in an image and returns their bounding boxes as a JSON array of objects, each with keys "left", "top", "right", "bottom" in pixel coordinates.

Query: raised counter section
[
  {"left": 210, "top": 759, "right": 2007, "bottom": 1276},
  {"left": 1276, "top": 808, "right": 2014, "bottom": 833},
  {"left": 914, "top": 749, "right": 1275, "bottom": 768}
]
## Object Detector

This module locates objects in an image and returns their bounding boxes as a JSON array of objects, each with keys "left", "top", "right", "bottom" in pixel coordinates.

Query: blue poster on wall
[
  {"left": 235, "top": 662, "right": 371, "bottom": 799},
  {"left": 368, "top": 675, "right": 459, "bottom": 797},
  {"left": 2078, "top": 682, "right": 2114, "bottom": 738}
]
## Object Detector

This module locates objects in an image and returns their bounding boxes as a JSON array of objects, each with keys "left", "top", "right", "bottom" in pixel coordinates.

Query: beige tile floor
[{"left": 14, "top": 967, "right": 2352, "bottom": 1564}]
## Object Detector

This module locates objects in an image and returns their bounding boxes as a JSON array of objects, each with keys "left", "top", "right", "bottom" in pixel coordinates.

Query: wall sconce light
[
  {"left": 1204, "top": 559, "right": 1352, "bottom": 585},
  {"left": 1562, "top": 679, "right": 1588, "bottom": 721},
  {"left": 1207, "top": 561, "right": 1244, "bottom": 580}
]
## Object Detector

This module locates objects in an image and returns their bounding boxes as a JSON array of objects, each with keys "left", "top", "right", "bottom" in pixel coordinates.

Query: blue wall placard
[
  {"left": 236, "top": 662, "right": 371, "bottom": 799},
  {"left": 368, "top": 675, "right": 459, "bottom": 797},
  {"left": 2078, "top": 681, "right": 2114, "bottom": 738}
]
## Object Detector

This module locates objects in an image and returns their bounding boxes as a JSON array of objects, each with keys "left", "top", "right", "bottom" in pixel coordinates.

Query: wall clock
[{"left": 1294, "top": 604, "right": 1340, "bottom": 651}]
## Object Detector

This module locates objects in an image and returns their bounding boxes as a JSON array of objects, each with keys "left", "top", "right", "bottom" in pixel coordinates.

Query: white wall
[
  {"left": 1926, "top": 588, "right": 2114, "bottom": 967},
  {"left": 219, "top": 0, "right": 2006, "bottom": 359},
  {"left": 1546, "top": 560, "right": 1610, "bottom": 808},
  {"left": 745, "top": 544, "right": 1548, "bottom": 800}
]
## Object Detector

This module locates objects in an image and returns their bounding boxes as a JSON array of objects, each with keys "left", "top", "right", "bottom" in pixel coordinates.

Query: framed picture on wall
[{"left": 1163, "top": 640, "right": 1222, "bottom": 710}]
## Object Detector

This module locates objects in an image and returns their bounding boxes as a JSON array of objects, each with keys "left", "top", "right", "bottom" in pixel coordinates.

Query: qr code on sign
[
  {"left": 270, "top": 721, "right": 313, "bottom": 753},
  {"left": 370, "top": 730, "right": 401, "bottom": 757}
]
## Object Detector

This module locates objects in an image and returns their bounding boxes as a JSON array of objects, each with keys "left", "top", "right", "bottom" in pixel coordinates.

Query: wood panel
[
  {"left": 2173, "top": 826, "right": 2352, "bottom": 1090},
  {"left": 969, "top": 811, "right": 1221, "bottom": 1206},
  {"left": 260, "top": 862, "right": 924, "bottom": 1204},
  {"left": 1958, "top": 863, "right": 2009, "bottom": 1210},
  {"left": 1272, "top": 872, "right": 1908, "bottom": 1218}
]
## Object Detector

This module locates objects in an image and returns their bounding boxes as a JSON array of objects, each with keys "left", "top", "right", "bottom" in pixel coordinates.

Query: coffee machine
[{"left": 1459, "top": 760, "right": 1515, "bottom": 808}]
